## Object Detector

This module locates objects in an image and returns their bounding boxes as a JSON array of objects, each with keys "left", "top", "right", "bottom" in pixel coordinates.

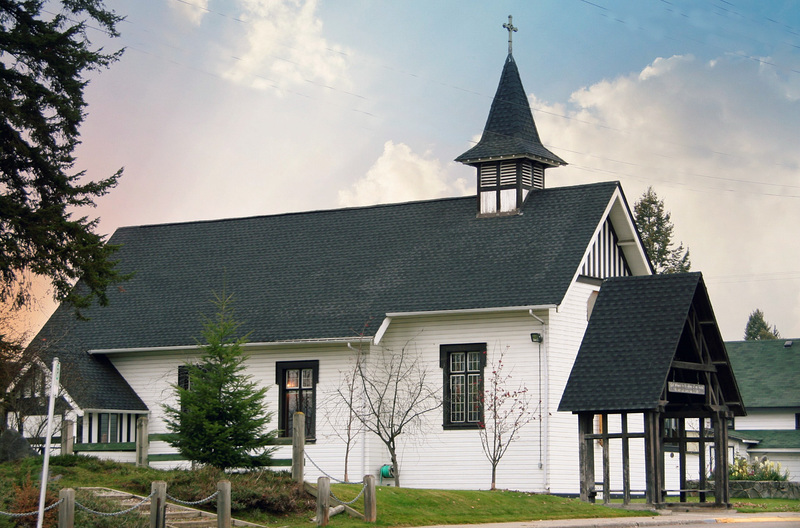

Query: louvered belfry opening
[{"left": 477, "top": 158, "right": 546, "bottom": 215}]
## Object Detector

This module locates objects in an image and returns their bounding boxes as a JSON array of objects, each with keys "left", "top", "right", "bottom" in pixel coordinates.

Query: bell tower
[{"left": 456, "top": 16, "right": 566, "bottom": 216}]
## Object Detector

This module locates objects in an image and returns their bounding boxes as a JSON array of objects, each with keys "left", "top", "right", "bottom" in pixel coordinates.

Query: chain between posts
[
  {"left": 305, "top": 452, "right": 363, "bottom": 485},
  {"left": 166, "top": 490, "right": 219, "bottom": 506},
  {"left": 0, "top": 498, "right": 63, "bottom": 518},
  {"left": 330, "top": 482, "right": 367, "bottom": 505}
]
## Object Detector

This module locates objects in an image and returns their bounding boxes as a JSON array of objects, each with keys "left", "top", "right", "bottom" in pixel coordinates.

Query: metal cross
[{"left": 503, "top": 15, "right": 517, "bottom": 54}]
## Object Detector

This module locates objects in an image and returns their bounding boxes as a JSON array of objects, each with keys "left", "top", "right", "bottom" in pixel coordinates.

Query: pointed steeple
[
  {"left": 456, "top": 54, "right": 565, "bottom": 167},
  {"left": 457, "top": 17, "right": 566, "bottom": 216}
]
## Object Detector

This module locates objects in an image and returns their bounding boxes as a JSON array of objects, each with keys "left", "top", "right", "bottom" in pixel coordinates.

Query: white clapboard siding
[
  {"left": 735, "top": 410, "right": 797, "bottom": 430},
  {"left": 545, "top": 280, "right": 598, "bottom": 494},
  {"left": 372, "top": 310, "right": 550, "bottom": 491}
]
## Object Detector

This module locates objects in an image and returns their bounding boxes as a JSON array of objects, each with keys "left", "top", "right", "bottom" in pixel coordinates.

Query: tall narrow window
[
  {"left": 98, "top": 413, "right": 119, "bottom": 443},
  {"left": 440, "top": 344, "right": 486, "bottom": 429},
  {"left": 276, "top": 361, "right": 318, "bottom": 439}
]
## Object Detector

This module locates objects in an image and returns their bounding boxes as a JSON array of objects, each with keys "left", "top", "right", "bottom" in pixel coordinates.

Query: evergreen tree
[
  {"left": 633, "top": 187, "right": 691, "bottom": 274},
  {"left": 163, "top": 291, "right": 276, "bottom": 469},
  {"left": 744, "top": 309, "right": 780, "bottom": 341},
  {"left": 0, "top": 1, "right": 127, "bottom": 321}
]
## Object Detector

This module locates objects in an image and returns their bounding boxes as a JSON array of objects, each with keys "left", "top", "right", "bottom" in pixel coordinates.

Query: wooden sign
[{"left": 668, "top": 381, "right": 705, "bottom": 395}]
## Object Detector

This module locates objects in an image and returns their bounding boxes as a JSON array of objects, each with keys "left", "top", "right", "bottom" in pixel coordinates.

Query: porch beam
[{"left": 671, "top": 360, "right": 716, "bottom": 372}]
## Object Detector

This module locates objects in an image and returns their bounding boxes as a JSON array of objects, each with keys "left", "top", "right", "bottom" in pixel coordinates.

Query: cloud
[
  {"left": 169, "top": 0, "right": 209, "bottom": 26},
  {"left": 338, "top": 141, "right": 470, "bottom": 207},
  {"left": 223, "top": 0, "right": 351, "bottom": 93},
  {"left": 532, "top": 54, "right": 800, "bottom": 339}
]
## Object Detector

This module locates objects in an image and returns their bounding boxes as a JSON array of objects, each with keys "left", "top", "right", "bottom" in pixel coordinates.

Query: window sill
[{"left": 443, "top": 424, "right": 482, "bottom": 431}]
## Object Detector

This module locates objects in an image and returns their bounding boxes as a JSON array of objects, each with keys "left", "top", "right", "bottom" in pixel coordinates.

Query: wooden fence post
[
  {"left": 292, "top": 412, "right": 305, "bottom": 485},
  {"left": 60, "top": 420, "right": 74, "bottom": 455},
  {"left": 150, "top": 481, "right": 166, "bottom": 528},
  {"left": 58, "top": 488, "right": 74, "bottom": 528},
  {"left": 217, "top": 480, "right": 231, "bottom": 528},
  {"left": 363, "top": 474, "right": 376, "bottom": 522},
  {"left": 136, "top": 416, "right": 149, "bottom": 467},
  {"left": 316, "top": 477, "right": 330, "bottom": 527}
]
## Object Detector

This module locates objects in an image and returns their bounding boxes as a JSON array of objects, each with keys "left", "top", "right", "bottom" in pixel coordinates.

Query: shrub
[
  {"left": 729, "top": 456, "right": 789, "bottom": 481},
  {"left": 8, "top": 474, "right": 57, "bottom": 528},
  {"left": 159, "top": 467, "right": 313, "bottom": 515}
]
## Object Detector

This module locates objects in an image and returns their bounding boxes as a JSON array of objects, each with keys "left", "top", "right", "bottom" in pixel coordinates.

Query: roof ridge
[{"left": 115, "top": 195, "right": 475, "bottom": 231}]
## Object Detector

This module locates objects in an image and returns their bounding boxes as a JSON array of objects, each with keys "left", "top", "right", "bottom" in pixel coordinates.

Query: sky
[{"left": 25, "top": 0, "right": 800, "bottom": 341}]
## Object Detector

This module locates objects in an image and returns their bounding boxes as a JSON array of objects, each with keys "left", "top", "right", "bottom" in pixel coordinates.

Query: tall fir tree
[
  {"left": 744, "top": 309, "right": 780, "bottom": 341},
  {"left": 163, "top": 291, "right": 276, "bottom": 469},
  {"left": 633, "top": 187, "right": 691, "bottom": 274},
  {"left": 0, "top": 1, "right": 127, "bottom": 323}
]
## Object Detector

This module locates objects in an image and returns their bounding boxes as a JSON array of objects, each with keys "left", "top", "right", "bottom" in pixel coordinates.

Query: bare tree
[
  {"left": 339, "top": 339, "right": 440, "bottom": 487},
  {"left": 479, "top": 345, "right": 536, "bottom": 490},
  {"left": 326, "top": 341, "right": 366, "bottom": 482}
]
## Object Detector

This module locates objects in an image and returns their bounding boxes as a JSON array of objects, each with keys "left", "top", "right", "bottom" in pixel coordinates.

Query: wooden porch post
[
  {"left": 643, "top": 412, "right": 661, "bottom": 505},
  {"left": 578, "top": 413, "right": 595, "bottom": 503},
  {"left": 621, "top": 413, "right": 631, "bottom": 505},
  {"left": 678, "top": 417, "right": 687, "bottom": 503},
  {"left": 136, "top": 416, "right": 149, "bottom": 468},
  {"left": 699, "top": 418, "right": 707, "bottom": 503},
  {"left": 601, "top": 413, "right": 610, "bottom": 505},
  {"left": 712, "top": 412, "right": 730, "bottom": 506}
]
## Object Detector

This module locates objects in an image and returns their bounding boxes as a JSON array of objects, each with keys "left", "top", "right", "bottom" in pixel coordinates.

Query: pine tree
[
  {"left": 0, "top": 1, "right": 127, "bottom": 320},
  {"left": 163, "top": 291, "right": 276, "bottom": 469},
  {"left": 744, "top": 309, "right": 780, "bottom": 341},
  {"left": 633, "top": 187, "right": 691, "bottom": 274}
]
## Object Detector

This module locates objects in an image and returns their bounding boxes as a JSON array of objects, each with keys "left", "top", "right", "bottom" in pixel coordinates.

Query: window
[
  {"left": 177, "top": 364, "right": 201, "bottom": 412},
  {"left": 96, "top": 413, "right": 120, "bottom": 443},
  {"left": 276, "top": 361, "right": 318, "bottom": 439},
  {"left": 440, "top": 344, "right": 486, "bottom": 429},
  {"left": 796, "top": 413, "right": 799, "bottom": 430}
]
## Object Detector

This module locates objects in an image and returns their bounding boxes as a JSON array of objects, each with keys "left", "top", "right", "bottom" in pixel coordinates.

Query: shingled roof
[
  {"left": 31, "top": 182, "right": 624, "bottom": 411},
  {"left": 455, "top": 54, "right": 566, "bottom": 166},
  {"left": 559, "top": 272, "right": 744, "bottom": 415},
  {"left": 729, "top": 429, "right": 800, "bottom": 451},
  {"left": 725, "top": 339, "right": 800, "bottom": 409}
]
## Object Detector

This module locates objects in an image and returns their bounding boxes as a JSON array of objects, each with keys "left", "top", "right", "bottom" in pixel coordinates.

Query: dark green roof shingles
[
  {"left": 725, "top": 339, "right": 800, "bottom": 409},
  {"left": 729, "top": 430, "right": 800, "bottom": 450},
  {"left": 31, "top": 182, "right": 620, "bottom": 411}
]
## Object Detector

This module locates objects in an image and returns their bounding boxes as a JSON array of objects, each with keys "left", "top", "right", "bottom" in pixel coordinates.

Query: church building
[{"left": 10, "top": 21, "right": 740, "bottom": 497}]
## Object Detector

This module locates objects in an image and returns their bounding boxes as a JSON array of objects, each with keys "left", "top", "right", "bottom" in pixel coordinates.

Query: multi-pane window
[
  {"left": 98, "top": 413, "right": 119, "bottom": 443},
  {"left": 276, "top": 361, "right": 318, "bottom": 439},
  {"left": 440, "top": 344, "right": 486, "bottom": 429}
]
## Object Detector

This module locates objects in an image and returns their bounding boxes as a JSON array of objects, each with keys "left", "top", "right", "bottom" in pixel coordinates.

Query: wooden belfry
[{"left": 559, "top": 273, "right": 745, "bottom": 507}]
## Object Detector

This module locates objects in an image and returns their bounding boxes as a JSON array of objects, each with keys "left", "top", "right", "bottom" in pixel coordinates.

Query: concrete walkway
[{"left": 418, "top": 510, "right": 800, "bottom": 528}]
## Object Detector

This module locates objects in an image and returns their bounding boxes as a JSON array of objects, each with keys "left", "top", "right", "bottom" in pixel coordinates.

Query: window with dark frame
[
  {"left": 276, "top": 360, "right": 318, "bottom": 439},
  {"left": 440, "top": 343, "right": 486, "bottom": 429}
]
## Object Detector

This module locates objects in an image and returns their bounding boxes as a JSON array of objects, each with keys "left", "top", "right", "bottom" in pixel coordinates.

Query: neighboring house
[
  {"left": 11, "top": 50, "right": 658, "bottom": 494},
  {"left": 725, "top": 339, "right": 800, "bottom": 481}
]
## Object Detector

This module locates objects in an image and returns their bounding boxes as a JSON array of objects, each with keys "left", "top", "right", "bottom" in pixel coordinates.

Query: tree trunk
[
  {"left": 491, "top": 463, "right": 497, "bottom": 490},
  {"left": 390, "top": 449, "right": 401, "bottom": 488}
]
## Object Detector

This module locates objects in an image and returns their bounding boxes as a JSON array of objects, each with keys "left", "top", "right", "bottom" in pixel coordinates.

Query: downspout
[
  {"left": 529, "top": 309, "right": 549, "bottom": 492},
  {"left": 347, "top": 342, "right": 367, "bottom": 479}
]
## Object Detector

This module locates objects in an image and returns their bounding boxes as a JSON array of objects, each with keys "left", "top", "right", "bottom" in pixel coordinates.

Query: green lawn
[{"left": 1, "top": 455, "right": 797, "bottom": 528}]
